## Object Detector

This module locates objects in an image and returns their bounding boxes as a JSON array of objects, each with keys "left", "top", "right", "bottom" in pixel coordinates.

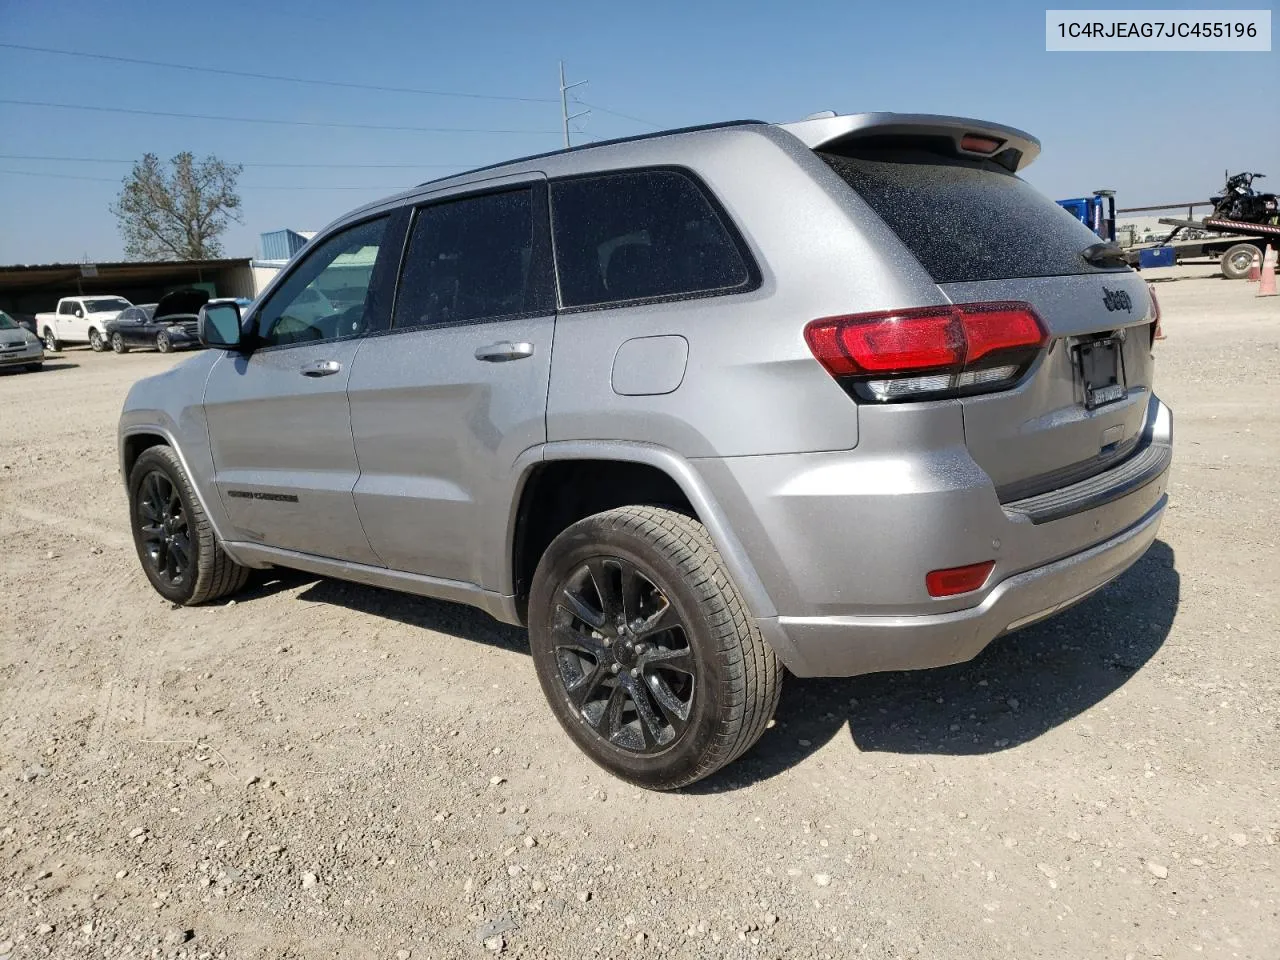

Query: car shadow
[
  {"left": 239, "top": 540, "right": 1177, "bottom": 793},
  {"left": 0, "top": 361, "right": 79, "bottom": 375},
  {"left": 293, "top": 577, "right": 529, "bottom": 656},
  {"left": 690, "top": 539, "right": 1179, "bottom": 792}
]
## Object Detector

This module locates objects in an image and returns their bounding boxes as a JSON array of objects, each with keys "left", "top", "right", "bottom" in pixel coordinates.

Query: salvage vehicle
[
  {"left": 118, "top": 112, "right": 1173, "bottom": 789},
  {"left": 107, "top": 289, "right": 209, "bottom": 354},
  {"left": 37, "top": 295, "right": 132, "bottom": 352},
  {"left": 0, "top": 310, "right": 45, "bottom": 371}
]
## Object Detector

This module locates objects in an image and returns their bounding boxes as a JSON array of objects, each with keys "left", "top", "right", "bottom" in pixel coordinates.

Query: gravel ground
[{"left": 1, "top": 269, "right": 1277, "bottom": 959}]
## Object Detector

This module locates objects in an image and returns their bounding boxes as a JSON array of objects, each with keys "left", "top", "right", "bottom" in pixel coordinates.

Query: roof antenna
[{"left": 802, "top": 110, "right": 839, "bottom": 121}]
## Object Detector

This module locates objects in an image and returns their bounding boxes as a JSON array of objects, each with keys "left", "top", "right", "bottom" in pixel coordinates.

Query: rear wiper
[{"left": 1081, "top": 241, "right": 1129, "bottom": 267}]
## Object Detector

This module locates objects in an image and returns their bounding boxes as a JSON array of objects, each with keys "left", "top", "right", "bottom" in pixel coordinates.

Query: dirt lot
[{"left": 2, "top": 268, "right": 1278, "bottom": 960}]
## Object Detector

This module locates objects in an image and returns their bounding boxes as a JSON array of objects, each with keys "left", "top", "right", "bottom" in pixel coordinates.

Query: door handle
[
  {"left": 474, "top": 341, "right": 534, "bottom": 363},
  {"left": 300, "top": 359, "right": 342, "bottom": 377}
]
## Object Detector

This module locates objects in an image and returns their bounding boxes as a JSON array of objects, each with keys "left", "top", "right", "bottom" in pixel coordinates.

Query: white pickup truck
[{"left": 37, "top": 295, "right": 133, "bottom": 352}]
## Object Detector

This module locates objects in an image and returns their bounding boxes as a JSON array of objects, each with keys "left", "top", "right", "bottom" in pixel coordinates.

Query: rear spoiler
[{"left": 778, "top": 112, "right": 1041, "bottom": 172}]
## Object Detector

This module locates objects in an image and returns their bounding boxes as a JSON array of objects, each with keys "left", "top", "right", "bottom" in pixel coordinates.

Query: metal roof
[{"left": 0, "top": 257, "right": 251, "bottom": 293}]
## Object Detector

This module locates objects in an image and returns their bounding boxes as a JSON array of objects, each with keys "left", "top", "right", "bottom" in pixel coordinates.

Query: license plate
[{"left": 1076, "top": 337, "right": 1125, "bottom": 410}]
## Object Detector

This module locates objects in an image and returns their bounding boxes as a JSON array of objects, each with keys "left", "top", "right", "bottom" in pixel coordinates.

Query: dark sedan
[{"left": 106, "top": 290, "right": 210, "bottom": 354}]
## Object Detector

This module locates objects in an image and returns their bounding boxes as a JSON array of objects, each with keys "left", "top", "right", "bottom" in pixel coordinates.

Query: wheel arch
[
  {"left": 505, "top": 442, "right": 779, "bottom": 627},
  {"left": 119, "top": 423, "right": 233, "bottom": 556}
]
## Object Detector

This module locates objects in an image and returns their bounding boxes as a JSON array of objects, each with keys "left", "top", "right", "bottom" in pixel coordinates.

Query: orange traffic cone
[
  {"left": 1248, "top": 250, "right": 1262, "bottom": 282},
  {"left": 1258, "top": 246, "right": 1278, "bottom": 298}
]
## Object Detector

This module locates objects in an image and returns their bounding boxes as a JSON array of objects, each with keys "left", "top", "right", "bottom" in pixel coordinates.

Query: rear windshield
[
  {"left": 820, "top": 150, "right": 1125, "bottom": 283},
  {"left": 85, "top": 298, "right": 132, "bottom": 312}
]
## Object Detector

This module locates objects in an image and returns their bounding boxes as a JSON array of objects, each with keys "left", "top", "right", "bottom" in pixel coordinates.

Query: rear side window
[
  {"left": 820, "top": 150, "right": 1123, "bottom": 283},
  {"left": 550, "top": 169, "right": 753, "bottom": 309},
  {"left": 394, "top": 188, "right": 549, "bottom": 328}
]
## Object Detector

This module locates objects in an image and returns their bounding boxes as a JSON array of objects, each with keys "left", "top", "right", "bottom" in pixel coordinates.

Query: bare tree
[{"left": 112, "top": 153, "right": 243, "bottom": 261}]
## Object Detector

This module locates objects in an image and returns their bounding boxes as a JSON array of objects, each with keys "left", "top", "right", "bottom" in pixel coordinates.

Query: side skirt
[{"left": 222, "top": 541, "right": 523, "bottom": 625}]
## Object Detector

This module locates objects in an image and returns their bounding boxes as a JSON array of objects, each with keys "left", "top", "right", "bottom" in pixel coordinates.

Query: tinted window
[
  {"left": 256, "top": 216, "right": 390, "bottom": 347},
  {"left": 58, "top": 301, "right": 76, "bottom": 315},
  {"left": 550, "top": 170, "right": 751, "bottom": 308},
  {"left": 394, "top": 188, "right": 544, "bottom": 328},
  {"left": 820, "top": 150, "right": 1123, "bottom": 283}
]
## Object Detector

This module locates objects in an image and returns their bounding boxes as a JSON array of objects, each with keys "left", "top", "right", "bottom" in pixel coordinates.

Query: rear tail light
[
  {"left": 959, "top": 133, "right": 1005, "bottom": 155},
  {"left": 1148, "top": 284, "right": 1164, "bottom": 342},
  {"left": 804, "top": 302, "right": 1047, "bottom": 402},
  {"left": 926, "top": 560, "right": 995, "bottom": 598}
]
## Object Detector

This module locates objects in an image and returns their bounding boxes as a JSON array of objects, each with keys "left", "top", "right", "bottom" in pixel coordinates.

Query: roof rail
[{"left": 415, "top": 119, "right": 767, "bottom": 187}]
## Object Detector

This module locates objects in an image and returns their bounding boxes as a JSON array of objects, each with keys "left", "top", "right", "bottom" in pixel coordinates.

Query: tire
[
  {"left": 1221, "top": 242, "right": 1260, "bottom": 280},
  {"left": 111, "top": 332, "right": 129, "bottom": 354},
  {"left": 528, "top": 505, "right": 781, "bottom": 790},
  {"left": 127, "top": 445, "right": 249, "bottom": 605},
  {"left": 89, "top": 328, "right": 105, "bottom": 352},
  {"left": 156, "top": 331, "right": 172, "bottom": 354},
  {"left": 25, "top": 363, "right": 42, "bottom": 372},
  {"left": 42, "top": 328, "right": 59, "bottom": 352}
]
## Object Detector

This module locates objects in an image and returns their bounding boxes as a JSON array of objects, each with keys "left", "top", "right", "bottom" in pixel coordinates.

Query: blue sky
[{"left": 0, "top": 0, "right": 1275, "bottom": 264}]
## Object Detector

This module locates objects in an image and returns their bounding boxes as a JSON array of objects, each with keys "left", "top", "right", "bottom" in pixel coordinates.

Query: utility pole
[{"left": 559, "top": 60, "right": 589, "bottom": 148}]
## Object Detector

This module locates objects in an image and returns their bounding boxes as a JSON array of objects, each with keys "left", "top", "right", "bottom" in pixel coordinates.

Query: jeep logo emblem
[{"left": 1102, "top": 287, "right": 1133, "bottom": 312}]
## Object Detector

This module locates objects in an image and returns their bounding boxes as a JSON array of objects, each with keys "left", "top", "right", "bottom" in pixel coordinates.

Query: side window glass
[
  {"left": 550, "top": 170, "right": 751, "bottom": 308},
  {"left": 393, "top": 188, "right": 542, "bottom": 329},
  {"left": 256, "top": 216, "right": 390, "bottom": 348},
  {"left": 59, "top": 301, "right": 74, "bottom": 315}
]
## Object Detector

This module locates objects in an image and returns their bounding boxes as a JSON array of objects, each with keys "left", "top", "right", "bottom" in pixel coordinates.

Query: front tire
[
  {"left": 156, "top": 331, "right": 172, "bottom": 354},
  {"left": 528, "top": 506, "right": 781, "bottom": 790},
  {"left": 89, "top": 328, "right": 105, "bottom": 352},
  {"left": 111, "top": 332, "right": 129, "bottom": 354},
  {"left": 25, "top": 363, "right": 42, "bottom": 372},
  {"left": 42, "top": 329, "right": 59, "bottom": 352},
  {"left": 128, "top": 446, "right": 249, "bottom": 605}
]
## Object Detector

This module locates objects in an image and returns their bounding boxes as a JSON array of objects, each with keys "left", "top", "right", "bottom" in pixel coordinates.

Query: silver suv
[{"left": 118, "top": 113, "right": 1172, "bottom": 789}]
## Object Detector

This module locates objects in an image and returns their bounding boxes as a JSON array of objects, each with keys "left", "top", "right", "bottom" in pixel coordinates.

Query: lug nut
[
  {"left": 603, "top": 638, "right": 612, "bottom": 647},
  {"left": 630, "top": 668, "right": 640, "bottom": 678},
  {"left": 610, "top": 663, "right": 620, "bottom": 674}
]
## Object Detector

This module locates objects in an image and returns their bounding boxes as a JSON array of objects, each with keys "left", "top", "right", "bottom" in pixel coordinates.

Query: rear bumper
[
  {"left": 760, "top": 492, "right": 1165, "bottom": 676},
  {"left": 695, "top": 394, "right": 1172, "bottom": 678}
]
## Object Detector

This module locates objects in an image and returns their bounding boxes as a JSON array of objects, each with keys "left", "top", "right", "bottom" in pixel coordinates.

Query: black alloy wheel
[
  {"left": 135, "top": 469, "right": 192, "bottom": 589},
  {"left": 551, "top": 556, "right": 696, "bottom": 753}
]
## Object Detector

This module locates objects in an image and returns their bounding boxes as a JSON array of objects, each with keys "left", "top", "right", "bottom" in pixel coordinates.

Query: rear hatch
[{"left": 813, "top": 124, "right": 1156, "bottom": 498}]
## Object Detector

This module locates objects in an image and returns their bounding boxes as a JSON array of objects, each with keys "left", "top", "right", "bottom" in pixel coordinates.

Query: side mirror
[
  {"left": 74, "top": 309, "right": 84, "bottom": 318},
  {"left": 198, "top": 303, "right": 244, "bottom": 350}
]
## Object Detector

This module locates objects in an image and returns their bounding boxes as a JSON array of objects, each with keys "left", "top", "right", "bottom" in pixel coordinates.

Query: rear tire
[
  {"left": 42, "top": 329, "right": 59, "bottom": 352},
  {"left": 156, "top": 331, "right": 172, "bottom": 354},
  {"left": 1221, "top": 242, "right": 1260, "bottom": 280},
  {"left": 128, "top": 446, "right": 249, "bottom": 605},
  {"left": 111, "top": 332, "right": 129, "bottom": 354},
  {"left": 528, "top": 505, "right": 781, "bottom": 790},
  {"left": 89, "top": 328, "right": 105, "bottom": 352}
]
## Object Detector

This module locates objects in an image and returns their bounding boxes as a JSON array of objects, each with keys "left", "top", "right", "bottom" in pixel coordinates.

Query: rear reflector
[
  {"left": 804, "top": 302, "right": 1047, "bottom": 402},
  {"left": 926, "top": 560, "right": 996, "bottom": 598}
]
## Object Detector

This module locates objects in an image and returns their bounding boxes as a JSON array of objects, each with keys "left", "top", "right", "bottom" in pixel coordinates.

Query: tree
[{"left": 112, "top": 152, "right": 243, "bottom": 261}]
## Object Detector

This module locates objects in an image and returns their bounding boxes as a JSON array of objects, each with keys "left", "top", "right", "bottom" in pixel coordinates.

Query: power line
[
  {"left": 0, "top": 169, "right": 414, "bottom": 191},
  {"left": 0, "top": 99, "right": 561, "bottom": 135},
  {"left": 0, "top": 153, "right": 474, "bottom": 170},
  {"left": 575, "top": 101, "right": 663, "bottom": 129},
  {"left": 0, "top": 41, "right": 559, "bottom": 105}
]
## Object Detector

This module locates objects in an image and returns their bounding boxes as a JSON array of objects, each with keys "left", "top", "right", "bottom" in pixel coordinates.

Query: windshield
[
  {"left": 0, "top": 312, "right": 17, "bottom": 330},
  {"left": 85, "top": 298, "right": 132, "bottom": 313}
]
